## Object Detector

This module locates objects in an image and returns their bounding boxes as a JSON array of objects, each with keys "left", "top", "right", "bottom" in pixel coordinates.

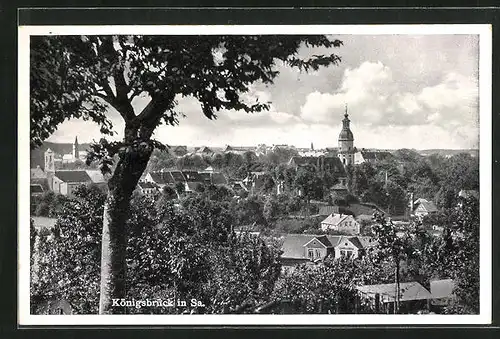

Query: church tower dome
[{"left": 338, "top": 105, "right": 355, "bottom": 166}]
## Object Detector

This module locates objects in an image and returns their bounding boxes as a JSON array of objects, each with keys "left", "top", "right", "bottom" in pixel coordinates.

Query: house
[
  {"left": 330, "top": 182, "right": 349, "bottom": 199},
  {"left": 458, "top": 189, "right": 479, "bottom": 200},
  {"left": 356, "top": 281, "right": 432, "bottom": 314},
  {"left": 31, "top": 166, "right": 46, "bottom": 179},
  {"left": 182, "top": 170, "right": 204, "bottom": 193},
  {"left": 280, "top": 234, "right": 336, "bottom": 267},
  {"left": 354, "top": 150, "right": 393, "bottom": 165},
  {"left": 320, "top": 213, "right": 360, "bottom": 235},
  {"left": 144, "top": 171, "right": 177, "bottom": 188},
  {"left": 318, "top": 205, "right": 340, "bottom": 217},
  {"left": 31, "top": 216, "right": 57, "bottom": 229},
  {"left": 288, "top": 156, "right": 347, "bottom": 182},
  {"left": 137, "top": 181, "right": 159, "bottom": 197},
  {"left": 223, "top": 145, "right": 256, "bottom": 155},
  {"left": 412, "top": 198, "right": 438, "bottom": 217},
  {"left": 429, "top": 279, "right": 455, "bottom": 313},
  {"left": 30, "top": 184, "right": 45, "bottom": 196},
  {"left": 195, "top": 146, "right": 214, "bottom": 156},
  {"left": 280, "top": 234, "right": 376, "bottom": 268},
  {"left": 51, "top": 170, "right": 92, "bottom": 197}
]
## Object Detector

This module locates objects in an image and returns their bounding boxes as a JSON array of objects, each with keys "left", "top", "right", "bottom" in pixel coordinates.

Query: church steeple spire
[
  {"left": 338, "top": 104, "right": 354, "bottom": 166},
  {"left": 73, "top": 136, "right": 79, "bottom": 160}
]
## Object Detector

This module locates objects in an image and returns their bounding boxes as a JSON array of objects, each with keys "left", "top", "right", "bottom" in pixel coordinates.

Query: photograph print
[{"left": 20, "top": 24, "right": 491, "bottom": 325}]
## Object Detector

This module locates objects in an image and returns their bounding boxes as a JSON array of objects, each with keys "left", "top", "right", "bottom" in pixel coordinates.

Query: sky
[{"left": 47, "top": 34, "right": 480, "bottom": 150}]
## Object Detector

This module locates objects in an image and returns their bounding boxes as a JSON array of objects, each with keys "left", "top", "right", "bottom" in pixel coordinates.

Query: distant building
[
  {"left": 31, "top": 166, "right": 46, "bottom": 179},
  {"left": 30, "top": 184, "right": 45, "bottom": 196},
  {"left": 223, "top": 145, "right": 256, "bottom": 155},
  {"left": 137, "top": 181, "right": 159, "bottom": 197},
  {"left": 288, "top": 156, "right": 347, "bottom": 185},
  {"left": 51, "top": 170, "right": 92, "bottom": 196},
  {"left": 145, "top": 169, "right": 228, "bottom": 193},
  {"left": 356, "top": 281, "right": 432, "bottom": 314},
  {"left": 429, "top": 279, "right": 455, "bottom": 312},
  {"left": 195, "top": 146, "right": 214, "bottom": 156},
  {"left": 411, "top": 198, "right": 439, "bottom": 217},
  {"left": 354, "top": 150, "right": 393, "bottom": 164},
  {"left": 280, "top": 234, "right": 377, "bottom": 268},
  {"left": 458, "top": 189, "right": 479, "bottom": 200},
  {"left": 320, "top": 213, "right": 360, "bottom": 235}
]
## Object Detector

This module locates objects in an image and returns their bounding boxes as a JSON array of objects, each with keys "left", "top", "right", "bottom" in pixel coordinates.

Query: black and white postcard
[{"left": 18, "top": 23, "right": 492, "bottom": 325}]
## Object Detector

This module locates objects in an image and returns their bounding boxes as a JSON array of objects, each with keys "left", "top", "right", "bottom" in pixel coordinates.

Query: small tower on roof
[
  {"left": 73, "top": 136, "right": 79, "bottom": 160},
  {"left": 337, "top": 104, "right": 355, "bottom": 166}
]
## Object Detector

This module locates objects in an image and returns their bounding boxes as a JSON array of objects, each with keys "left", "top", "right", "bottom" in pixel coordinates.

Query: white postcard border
[{"left": 18, "top": 23, "right": 492, "bottom": 326}]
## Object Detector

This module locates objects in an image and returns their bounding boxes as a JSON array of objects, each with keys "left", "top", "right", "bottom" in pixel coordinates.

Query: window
[
  {"left": 315, "top": 249, "right": 321, "bottom": 258},
  {"left": 340, "top": 250, "right": 346, "bottom": 257},
  {"left": 346, "top": 250, "right": 353, "bottom": 258},
  {"left": 308, "top": 248, "right": 314, "bottom": 259}
]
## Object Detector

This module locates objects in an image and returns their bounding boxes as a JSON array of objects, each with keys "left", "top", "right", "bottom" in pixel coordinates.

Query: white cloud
[{"left": 46, "top": 35, "right": 480, "bottom": 150}]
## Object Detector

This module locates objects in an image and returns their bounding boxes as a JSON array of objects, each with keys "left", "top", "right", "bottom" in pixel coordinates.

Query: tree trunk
[
  {"left": 394, "top": 259, "right": 400, "bottom": 314},
  {"left": 99, "top": 144, "right": 153, "bottom": 314}
]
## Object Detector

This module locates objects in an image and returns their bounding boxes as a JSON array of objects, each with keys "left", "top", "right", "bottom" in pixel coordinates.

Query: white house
[{"left": 320, "top": 213, "right": 360, "bottom": 235}]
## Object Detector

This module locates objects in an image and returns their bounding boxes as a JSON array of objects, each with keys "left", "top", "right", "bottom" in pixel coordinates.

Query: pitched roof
[
  {"left": 357, "top": 236, "right": 378, "bottom": 248},
  {"left": 54, "top": 170, "right": 91, "bottom": 183},
  {"left": 30, "top": 178, "right": 50, "bottom": 191},
  {"left": 182, "top": 170, "right": 203, "bottom": 182},
  {"left": 138, "top": 181, "right": 159, "bottom": 189},
  {"left": 31, "top": 167, "right": 46, "bottom": 179},
  {"left": 198, "top": 172, "right": 212, "bottom": 184},
  {"left": 289, "top": 156, "right": 346, "bottom": 176},
  {"left": 356, "top": 281, "right": 432, "bottom": 302},
  {"left": 417, "top": 200, "right": 438, "bottom": 213},
  {"left": 85, "top": 170, "right": 107, "bottom": 183},
  {"left": 281, "top": 234, "right": 342, "bottom": 259},
  {"left": 31, "top": 216, "right": 57, "bottom": 229},
  {"left": 185, "top": 182, "right": 201, "bottom": 191},
  {"left": 319, "top": 205, "right": 340, "bottom": 216},
  {"left": 458, "top": 190, "right": 479, "bottom": 199},
  {"left": 30, "top": 184, "right": 44, "bottom": 193},
  {"left": 148, "top": 171, "right": 176, "bottom": 185},
  {"left": 170, "top": 171, "right": 186, "bottom": 182},
  {"left": 211, "top": 172, "right": 228, "bottom": 185},
  {"left": 345, "top": 236, "right": 364, "bottom": 249},
  {"left": 430, "top": 279, "right": 455, "bottom": 299},
  {"left": 281, "top": 234, "right": 325, "bottom": 259},
  {"left": 321, "top": 213, "right": 350, "bottom": 226}
]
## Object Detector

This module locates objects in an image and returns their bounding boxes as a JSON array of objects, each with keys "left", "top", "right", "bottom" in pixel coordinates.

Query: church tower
[
  {"left": 73, "top": 136, "right": 79, "bottom": 160},
  {"left": 44, "top": 148, "right": 55, "bottom": 190},
  {"left": 338, "top": 105, "right": 355, "bottom": 166}
]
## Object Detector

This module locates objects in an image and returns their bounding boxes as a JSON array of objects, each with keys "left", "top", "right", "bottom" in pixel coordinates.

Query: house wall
[
  {"left": 338, "top": 218, "right": 360, "bottom": 235},
  {"left": 334, "top": 240, "right": 360, "bottom": 259},
  {"left": 304, "top": 238, "right": 328, "bottom": 260},
  {"left": 52, "top": 176, "right": 63, "bottom": 194},
  {"left": 414, "top": 204, "right": 427, "bottom": 216},
  {"left": 59, "top": 182, "right": 68, "bottom": 195}
]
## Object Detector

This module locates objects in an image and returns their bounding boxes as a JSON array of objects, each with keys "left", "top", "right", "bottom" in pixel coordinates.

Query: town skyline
[{"left": 45, "top": 34, "right": 480, "bottom": 150}]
